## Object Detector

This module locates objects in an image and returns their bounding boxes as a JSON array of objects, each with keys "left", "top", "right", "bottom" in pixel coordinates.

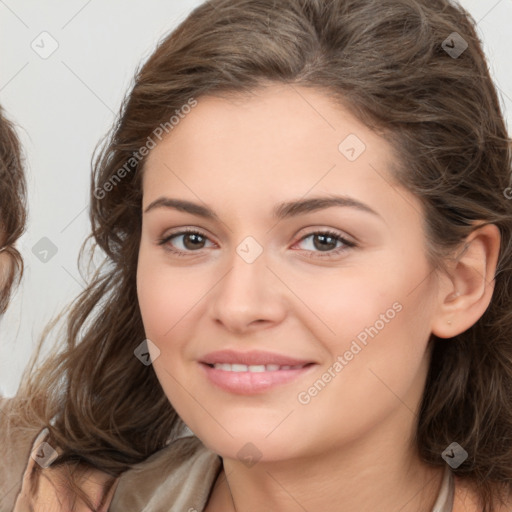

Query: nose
[{"left": 209, "top": 244, "right": 287, "bottom": 335}]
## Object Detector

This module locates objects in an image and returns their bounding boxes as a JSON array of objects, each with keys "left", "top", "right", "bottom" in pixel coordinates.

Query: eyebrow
[{"left": 144, "top": 195, "right": 381, "bottom": 221}]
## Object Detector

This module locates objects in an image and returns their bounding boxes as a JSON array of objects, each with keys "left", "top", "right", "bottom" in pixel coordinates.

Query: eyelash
[{"left": 157, "top": 227, "right": 357, "bottom": 259}]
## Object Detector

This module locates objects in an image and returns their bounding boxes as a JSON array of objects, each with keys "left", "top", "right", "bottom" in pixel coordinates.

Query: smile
[
  {"left": 209, "top": 363, "right": 307, "bottom": 372},
  {"left": 201, "top": 363, "right": 315, "bottom": 394}
]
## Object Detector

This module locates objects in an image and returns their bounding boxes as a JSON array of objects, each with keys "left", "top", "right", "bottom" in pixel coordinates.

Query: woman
[
  {"left": 8, "top": 0, "right": 512, "bottom": 510},
  {"left": 0, "top": 106, "right": 25, "bottom": 314},
  {"left": 0, "top": 105, "right": 27, "bottom": 508}
]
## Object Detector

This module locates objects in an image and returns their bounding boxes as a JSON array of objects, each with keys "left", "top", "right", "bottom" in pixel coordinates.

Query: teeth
[
  {"left": 212, "top": 363, "right": 304, "bottom": 372},
  {"left": 248, "top": 365, "right": 266, "bottom": 372}
]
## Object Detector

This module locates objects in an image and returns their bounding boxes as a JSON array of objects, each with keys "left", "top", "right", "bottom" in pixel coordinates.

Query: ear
[{"left": 431, "top": 223, "right": 501, "bottom": 339}]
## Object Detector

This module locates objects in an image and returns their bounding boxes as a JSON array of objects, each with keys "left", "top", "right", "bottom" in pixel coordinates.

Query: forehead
[
  {"left": 146, "top": 85, "right": 390, "bottom": 175},
  {"left": 142, "top": 84, "right": 422, "bottom": 227},
  {"left": 149, "top": 85, "right": 388, "bottom": 157}
]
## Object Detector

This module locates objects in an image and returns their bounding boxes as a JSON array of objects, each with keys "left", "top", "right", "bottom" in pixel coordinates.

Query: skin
[
  {"left": 136, "top": 84, "right": 500, "bottom": 512},
  {"left": 0, "top": 233, "right": 14, "bottom": 297},
  {"left": 0, "top": 250, "right": 11, "bottom": 291}
]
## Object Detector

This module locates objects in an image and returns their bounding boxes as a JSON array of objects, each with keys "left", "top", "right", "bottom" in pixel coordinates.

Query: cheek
[
  {"left": 136, "top": 256, "right": 197, "bottom": 411},
  {"left": 294, "top": 252, "right": 435, "bottom": 398},
  {"left": 300, "top": 282, "right": 435, "bottom": 431},
  {"left": 136, "top": 249, "right": 202, "bottom": 340},
  {"left": 291, "top": 300, "right": 433, "bottom": 455},
  {"left": 278, "top": 259, "right": 410, "bottom": 353},
  {"left": 136, "top": 261, "right": 169, "bottom": 339}
]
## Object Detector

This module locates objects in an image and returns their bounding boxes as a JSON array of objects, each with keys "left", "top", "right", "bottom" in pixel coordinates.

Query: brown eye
[
  {"left": 312, "top": 233, "right": 339, "bottom": 251},
  {"left": 158, "top": 229, "right": 214, "bottom": 255},
  {"left": 294, "top": 230, "right": 356, "bottom": 259},
  {"left": 180, "top": 232, "right": 207, "bottom": 250}
]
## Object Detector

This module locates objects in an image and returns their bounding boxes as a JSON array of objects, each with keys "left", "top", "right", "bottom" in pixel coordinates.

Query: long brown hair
[
  {"left": 13, "top": 0, "right": 512, "bottom": 510},
  {"left": 0, "top": 105, "right": 26, "bottom": 313}
]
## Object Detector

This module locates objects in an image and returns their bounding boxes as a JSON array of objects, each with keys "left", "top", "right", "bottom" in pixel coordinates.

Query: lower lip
[{"left": 200, "top": 363, "right": 315, "bottom": 394}]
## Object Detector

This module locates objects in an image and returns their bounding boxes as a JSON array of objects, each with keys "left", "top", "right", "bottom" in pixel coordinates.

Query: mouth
[
  {"left": 206, "top": 363, "right": 310, "bottom": 372},
  {"left": 200, "top": 349, "right": 313, "bottom": 367},
  {"left": 199, "top": 350, "right": 317, "bottom": 394}
]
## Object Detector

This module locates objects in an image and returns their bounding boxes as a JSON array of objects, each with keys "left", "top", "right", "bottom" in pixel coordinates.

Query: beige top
[
  {"left": 2, "top": 422, "right": 456, "bottom": 512},
  {"left": 109, "top": 435, "right": 222, "bottom": 511}
]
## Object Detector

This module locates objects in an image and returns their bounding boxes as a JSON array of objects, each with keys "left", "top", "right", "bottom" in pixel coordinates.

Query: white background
[{"left": 0, "top": 0, "right": 511, "bottom": 396}]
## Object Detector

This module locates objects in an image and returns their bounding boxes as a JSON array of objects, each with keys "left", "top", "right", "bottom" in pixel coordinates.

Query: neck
[{"left": 208, "top": 411, "right": 444, "bottom": 512}]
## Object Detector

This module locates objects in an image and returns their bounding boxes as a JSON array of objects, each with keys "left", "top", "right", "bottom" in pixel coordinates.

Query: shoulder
[
  {"left": 0, "top": 395, "right": 45, "bottom": 511},
  {"left": 453, "top": 475, "right": 512, "bottom": 512},
  {"left": 109, "top": 435, "right": 222, "bottom": 512},
  {"left": 13, "top": 427, "right": 118, "bottom": 512}
]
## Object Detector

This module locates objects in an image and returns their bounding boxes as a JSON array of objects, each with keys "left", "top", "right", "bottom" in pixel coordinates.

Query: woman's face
[{"left": 137, "top": 84, "right": 442, "bottom": 462}]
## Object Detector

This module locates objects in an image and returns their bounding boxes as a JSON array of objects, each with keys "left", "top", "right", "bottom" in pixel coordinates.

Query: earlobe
[{"left": 431, "top": 223, "right": 501, "bottom": 339}]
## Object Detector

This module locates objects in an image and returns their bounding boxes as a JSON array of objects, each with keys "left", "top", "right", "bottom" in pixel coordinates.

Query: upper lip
[{"left": 200, "top": 349, "right": 314, "bottom": 367}]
